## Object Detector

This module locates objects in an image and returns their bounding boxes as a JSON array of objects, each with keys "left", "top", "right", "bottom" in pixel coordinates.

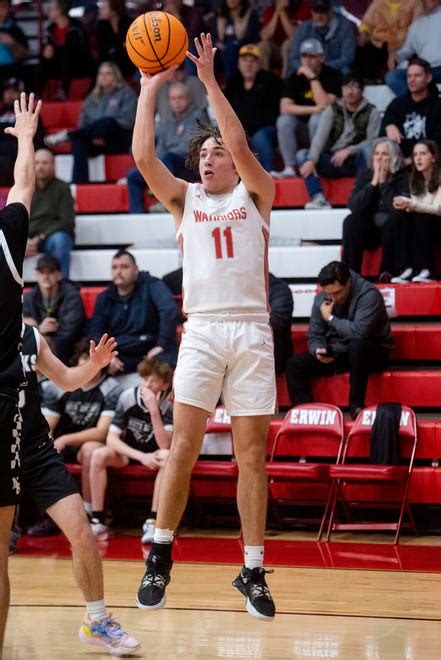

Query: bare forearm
[
  {"left": 132, "top": 87, "right": 157, "bottom": 166},
  {"left": 204, "top": 80, "right": 248, "bottom": 156},
  {"left": 41, "top": 360, "right": 101, "bottom": 392},
  {"left": 149, "top": 409, "right": 172, "bottom": 449},
  {"left": 107, "top": 433, "right": 143, "bottom": 461},
  {"left": 59, "top": 428, "right": 106, "bottom": 445},
  {"left": 14, "top": 136, "right": 35, "bottom": 194}
]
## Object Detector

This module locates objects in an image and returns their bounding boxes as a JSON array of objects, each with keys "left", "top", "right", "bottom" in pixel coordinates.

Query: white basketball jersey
[{"left": 177, "top": 181, "right": 270, "bottom": 319}]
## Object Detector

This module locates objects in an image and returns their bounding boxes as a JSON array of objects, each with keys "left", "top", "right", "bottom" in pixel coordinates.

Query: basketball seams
[
  {"left": 162, "top": 33, "right": 189, "bottom": 68},
  {"left": 143, "top": 12, "right": 166, "bottom": 70},
  {"left": 126, "top": 11, "right": 188, "bottom": 74}
]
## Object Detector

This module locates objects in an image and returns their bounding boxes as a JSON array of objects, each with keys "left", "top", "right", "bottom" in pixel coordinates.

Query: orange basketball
[{"left": 126, "top": 11, "right": 189, "bottom": 74}]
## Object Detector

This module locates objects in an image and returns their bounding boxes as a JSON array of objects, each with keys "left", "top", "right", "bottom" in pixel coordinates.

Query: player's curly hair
[
  {"left": 137, "top": 357, "right": 173, "bottom": 385},
  {"left": 186, "top": 121, "right": 253, "bottom": 173}
]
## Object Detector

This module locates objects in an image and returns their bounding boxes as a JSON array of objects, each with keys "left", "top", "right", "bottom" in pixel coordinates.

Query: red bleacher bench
[
  {"left": 104, "top": 155, "right": 135, "bottom": 182},
  {"left": 274, "top": 177, "right": 354, "bottom": 208}
]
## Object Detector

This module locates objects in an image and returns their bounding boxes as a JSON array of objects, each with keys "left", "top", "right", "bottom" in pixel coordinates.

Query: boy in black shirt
[
  {"left": 0, "top": 91, "right": 41, "bottom": 651},
  {"left": 89, "top": 357, "right": 173, "bottom": 543}
]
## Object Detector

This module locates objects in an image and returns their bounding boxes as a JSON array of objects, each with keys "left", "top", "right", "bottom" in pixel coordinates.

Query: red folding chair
[
  {"left": 324, "top": 405, "right": 418, "bottom": 544},
  {"left": 189, "top": 407, "right": 238, "bottom": 526},
  {"left": 266, "top": 404, "right": 345, "bottom": 539}
]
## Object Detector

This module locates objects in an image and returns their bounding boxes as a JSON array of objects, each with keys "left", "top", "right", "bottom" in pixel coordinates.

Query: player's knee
[
  {"left": 236, "top": 444, "right": 266, "bottom": 472},
  {"left": 170, "top": 435, "right": 198, "bottom": 467}
]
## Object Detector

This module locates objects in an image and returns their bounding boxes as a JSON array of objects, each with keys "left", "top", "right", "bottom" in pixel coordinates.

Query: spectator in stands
[
  {"left": 161, "top": 0, "right": 207, "bottom": 76},
  {"left": 211, "top": 0, "right": 261, "bottom": 82},
  {"left": 355, "top": 0, "right": 422, "bottom": 83},
  {"left": 0, "top": 77, "right": 45, "bottom": 186},
  {"left": 40, "top": 0, "right": 92, "bottom": 99},
  {"left": 391, "top": 139, "right": 441, "bottom": 283},
  {"left": 27, "top": 338, "right": 122, "bottom": 536},
  {"left": 286, "top": 0, "right": 356, "bottom": 77},
  {"left": 96, "top": 0, "right": 134, "bottom": 78},
  {"left": 44, "top": 61, "right": 137, "bottom": 183},
  {"left": 26, "top": 149, "right": 75, "bottom": 277},
  {"left": 127, "top": 81, "right": 205, "bottom": 213},
  {"left": 296, "top": 73, "right": 381, "bottom": 209},
  {"left": 381, "top": 58, "right": 441, "bottom": 160},
  {"left": 155, "top": 64, "right": 209, "bottom": 123},
  {"left": 269, "top": 272, "right": 294, "bottom": 373},
  {"left": 272, "top": 37, "right": 341, "bottom": 178},
  {"left": 259, "top": 0, "right": 311, "bottom": 75},
  {"left": 23, "top": 254, "right": 86, "bottom": 365},
  {"left": 286, "top": 260, "right": 393, "bottom": 419},
  {"left": 224, "top": 43, "right": 283, "bottom": 172},
  {"left": 386, "top": 0, "right": 441, "bottom": 96},
  {"left": 88, "top": 357, "right": 173, "bottom": 543},
  {"left": 0, "top": 0, "right": 29, "bottom": 85},
  {"left": 342, "top": 138, "right": 410, "bottom": 279},
  {"left": 89, "top": 250, "right": 179, "bottom": 387}
]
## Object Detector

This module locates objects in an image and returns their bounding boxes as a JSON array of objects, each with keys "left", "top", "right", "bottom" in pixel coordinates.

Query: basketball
[{"left": 126, "top": 11, "right": 189, "bottom": 75}]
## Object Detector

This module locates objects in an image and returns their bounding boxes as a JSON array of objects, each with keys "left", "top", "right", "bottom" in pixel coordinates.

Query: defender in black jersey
[
  {"left": 88, "top": 357, "right": 173, "bottom": 543},
  {"left": 19, "top": 324, "right": 140, "bottom": 656},
  {"left": 0, "top": 92, "right": 41, "bottom": 651}
]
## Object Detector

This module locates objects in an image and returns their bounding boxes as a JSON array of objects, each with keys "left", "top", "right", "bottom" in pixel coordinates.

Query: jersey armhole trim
[{"left": 0, "top": 229, "right": 23, "bottom": 286}]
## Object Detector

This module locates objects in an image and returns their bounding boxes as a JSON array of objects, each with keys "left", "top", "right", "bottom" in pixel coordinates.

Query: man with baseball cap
[
  {"left": 225, "top": 43, "right": 283, "bottom": 172},
  {"left": 23, "top": 253, "right": 85, "bottom": 364},
  {"left": 272, "top": 37, "right": 341, "bottom": 178},
  {"left": 286, "top": 0, "right": 356, "bottom": 77}
]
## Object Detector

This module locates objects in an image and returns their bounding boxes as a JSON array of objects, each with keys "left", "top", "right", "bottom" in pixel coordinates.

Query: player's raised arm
[
  {"left": 187, "top": 33, "right": 275, "bottom": 222},
  {"left": 132, "top": 69, "right": 188, "bottom": 219},
  {"left": 5, "top": 92, "right": 42, "bottom": 213}
]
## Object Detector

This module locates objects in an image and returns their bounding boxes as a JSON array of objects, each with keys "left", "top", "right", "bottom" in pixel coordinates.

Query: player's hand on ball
[{"left": 139, "top": 66, "right": 178, "bottom": 91}]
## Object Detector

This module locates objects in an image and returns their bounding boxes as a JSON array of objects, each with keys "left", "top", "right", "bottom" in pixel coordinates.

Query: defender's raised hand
[
  {"left": 4, "top": 92, "right": 42, "bottom": 140},
  {"left": 187, "top": 33, "right": 217, "bottom": 87},
  {"left": 88, "top": 333, "right": 118, "bottom": 370}
]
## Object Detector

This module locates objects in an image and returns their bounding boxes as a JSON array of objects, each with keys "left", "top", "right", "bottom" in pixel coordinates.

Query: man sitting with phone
[{"left": 286, "top": 261, "right": 393, "bottom": 418}]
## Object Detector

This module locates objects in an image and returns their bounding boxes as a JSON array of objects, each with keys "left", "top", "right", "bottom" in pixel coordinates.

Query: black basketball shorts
[
  {"left": 21, "top": 437, "right": 79, "bottom": 513},
  {"left": 0, "top": 395, "right": 22, "bottom": 507}
]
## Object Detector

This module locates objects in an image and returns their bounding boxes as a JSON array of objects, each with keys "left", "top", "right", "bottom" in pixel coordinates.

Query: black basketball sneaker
[
  {"left": 136, "top": 552, "right": 173, "bottom": 609},
  {"left": 233, "top": 566, "right": 276, "bottom": 620}
]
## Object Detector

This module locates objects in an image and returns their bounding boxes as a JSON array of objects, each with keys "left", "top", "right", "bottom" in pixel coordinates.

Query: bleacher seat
[{"left": 324, "top": 405, "right": 418, "bottom": 544}]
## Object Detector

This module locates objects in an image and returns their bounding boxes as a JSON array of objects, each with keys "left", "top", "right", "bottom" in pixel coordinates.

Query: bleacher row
[{"left": 13, "top": 94, "right": 441, "bottom": 530}]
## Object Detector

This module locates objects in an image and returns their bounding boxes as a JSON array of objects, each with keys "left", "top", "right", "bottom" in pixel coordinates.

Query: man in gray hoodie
[
  {"left": 286, "top": 261, "right": 393, "bottom": 418},
  {"left": 296, "top": 73, "right": 381, "bottom": 209}
]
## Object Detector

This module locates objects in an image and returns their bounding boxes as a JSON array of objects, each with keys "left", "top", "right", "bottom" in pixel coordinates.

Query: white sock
[
  {"left": 86, "top": 599, "right": 106, "bottom": 621},
  {"left": 83, "top": 501, "right": 92, "bottom": 514},
  {"left": 244, "top": 545, "right": 264, "bottom": 570},
  {"left": 153, "top": 527, "right": 174, "bottom": 544}
]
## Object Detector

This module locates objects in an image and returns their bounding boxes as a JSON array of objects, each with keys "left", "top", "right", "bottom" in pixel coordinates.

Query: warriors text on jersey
[
  {"left": 0, "top": 203, "right": 28, "bottom": 396},
  {"left": 177, "top": 181, "right": 270, "bottom": 319},
  {"left": 20, "top": 325, "right": 51, "bottom": 450}
]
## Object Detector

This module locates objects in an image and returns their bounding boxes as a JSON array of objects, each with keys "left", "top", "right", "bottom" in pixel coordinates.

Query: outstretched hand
[
  {"left": 88, "top": 333, "right": 118, "bottom": 369},
  {"left": 186, "top": 33, "right": 217, "bottom": 87},
  {"left": 4, "top": 92, "right": 42, "bottom": 140}
]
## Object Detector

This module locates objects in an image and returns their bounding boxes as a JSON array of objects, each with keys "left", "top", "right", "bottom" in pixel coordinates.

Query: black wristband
[{"left": 309, "top": 76, "right": 319, "bottom": 82}]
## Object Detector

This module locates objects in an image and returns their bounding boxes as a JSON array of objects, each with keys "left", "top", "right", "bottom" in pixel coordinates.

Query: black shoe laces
[{"left": 246, "top": 568, "right": 274, "bottom": 600}]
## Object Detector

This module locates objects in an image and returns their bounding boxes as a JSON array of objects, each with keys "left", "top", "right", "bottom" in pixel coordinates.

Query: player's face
[
  {"left": 111, "top": 256, "right": 138, "bottom": 287},
  {"left": 322, "top": 279, "right": 351, "bottom": 305},
  {"left": 199, "top": 137, "right": 238, "bottom": 194},
  {"left": 141, "top": 374, "right": 166, "bottom": 394},
  {"left": 413, "top": 143, "right": 436, "bottom": 174},
  {"left": 407, "top": 64, "right": 431, "bottom": 95}
]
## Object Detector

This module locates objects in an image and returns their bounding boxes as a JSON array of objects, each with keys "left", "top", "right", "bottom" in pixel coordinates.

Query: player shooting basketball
[{"left": 132, "top": 33, "right": 277, "bottom": 620}]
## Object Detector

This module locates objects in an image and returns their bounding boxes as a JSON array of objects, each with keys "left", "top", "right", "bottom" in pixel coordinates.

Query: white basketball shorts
[{"left": 173, "top": 317, "right": 276, "bottom": 416}]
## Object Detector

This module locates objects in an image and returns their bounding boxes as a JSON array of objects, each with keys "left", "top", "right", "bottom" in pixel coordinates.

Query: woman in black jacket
[{"left": 342, "top": 138, "right": 409, "bottom": 280}]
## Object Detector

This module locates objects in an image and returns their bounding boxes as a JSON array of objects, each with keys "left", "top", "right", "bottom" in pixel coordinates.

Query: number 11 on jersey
[{"left": 212, "top": 226, "right": 234, "bottom": 259}]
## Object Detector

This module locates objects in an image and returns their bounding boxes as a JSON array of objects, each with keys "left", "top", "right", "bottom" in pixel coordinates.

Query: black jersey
[
  {"left": 20, "top": 325, "right": 51, "bottom": 451},
  {"left": 41, "top": 376, "right": 122, "bottom": 437},
  {"left": 0, "top": 202, "right": 28, "bottom": 397},
  {"left": 109, "top": 386, "right": 173, "bottom": 453}
]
